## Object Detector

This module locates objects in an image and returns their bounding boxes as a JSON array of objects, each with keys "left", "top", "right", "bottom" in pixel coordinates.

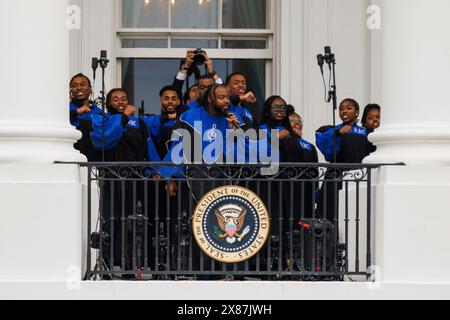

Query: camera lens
[
  {"left": 90, "top": 232, "right": 110, "bottom": 249},
  {"left": 314, "top": 227, "right": 323, "bottom": 237},
  {"left": 181, "top": 226, "right": 189, "bottom": 236},
  {"left": 194, "top": 49, "right": 206, "bottom": 65}
]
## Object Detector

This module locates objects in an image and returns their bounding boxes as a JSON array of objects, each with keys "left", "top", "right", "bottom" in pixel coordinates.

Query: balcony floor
[{"left": 1, "top": 280, "right": 450, "bottom": 300}]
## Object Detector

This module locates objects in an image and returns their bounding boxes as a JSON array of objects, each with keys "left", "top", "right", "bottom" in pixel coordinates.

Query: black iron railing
[{"left": 74, "top": 162, "right": 382, "bottom": 281}]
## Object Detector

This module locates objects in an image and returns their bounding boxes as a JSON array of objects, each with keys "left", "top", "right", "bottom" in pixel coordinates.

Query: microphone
[
  {"left": 92, "top": 57, "right": 99, "bottom": 81},
  {"left": 224, "top": 110, "right": 241, "bottom": 129},
  {"left": 324, "top": 46, "right": 335, "bottom": 64},
  {"left": 317, "top": 54, "right": 324, "bottom": 74},
  {"left": 99, "top": 50, "right": 110, "bottom": 68}
]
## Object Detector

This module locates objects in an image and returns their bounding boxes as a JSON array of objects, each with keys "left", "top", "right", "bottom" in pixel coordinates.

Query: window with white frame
[{"left": 115, "top": 0, "right": 275, "bottom": 117}]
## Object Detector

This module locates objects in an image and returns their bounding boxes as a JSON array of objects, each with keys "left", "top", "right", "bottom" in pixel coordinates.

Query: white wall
[
  {"left": 69, "top": 0, "right": 116, "bottom": 97},
  {"left": 0, "top": 165, "right": 84, "bottom": 281}
]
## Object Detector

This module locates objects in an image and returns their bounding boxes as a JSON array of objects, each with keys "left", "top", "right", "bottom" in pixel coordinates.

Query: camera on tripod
[
  {"left": 179, "top": 210, "right": 190, "bottom": 243},
  {"left": 286, "top": 219, "right": 344, "bottom": 276},
  {"left": 90, "top": 231, "right": 110, "bottom": 250},
  {"left": 127, "top": 201, "right": 148, "bottom": 235},
  {"left": 270, "top": 235, "right": 279, "bottom": 249}
]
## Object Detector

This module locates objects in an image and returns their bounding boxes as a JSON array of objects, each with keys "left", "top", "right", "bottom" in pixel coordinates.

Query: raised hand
[
  {"left": 167, "top": 180, "right": 178, "bottom": 197},
  {"left": 339, "top": 124, "right": 353, "bottom": 135},
  {"left": 241, "top": 91, "right": 257, "bottom": 104},
  {"left": 185, "top": 50, "right": 195, "bottom": 68},
  {"left": 278, "top": 129, "right": 291, "bottom": 140},
  {"left": 124, "top": 105, "right": 137, "bottom": 117},
  {"left": 76, "top": 103, "right": 92, "bottom": 115}
]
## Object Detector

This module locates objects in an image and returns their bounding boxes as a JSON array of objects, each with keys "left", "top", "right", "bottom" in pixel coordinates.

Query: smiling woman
[{"left": 315, "top": 98, "right": 373, "bottom": 222}]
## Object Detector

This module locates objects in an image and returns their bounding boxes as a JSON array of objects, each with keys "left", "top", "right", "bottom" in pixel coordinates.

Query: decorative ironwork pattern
[
  {"left": 67, "top": 162, "right": 386, "bottom": 282},
  {"left": 87, "top": 163, "right": 373, "bottom": 182}
]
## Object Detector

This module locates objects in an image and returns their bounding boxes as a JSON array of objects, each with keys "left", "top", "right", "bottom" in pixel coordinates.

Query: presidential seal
[{"left": 192, "top": 186, "right": 270, "bottom": 263}]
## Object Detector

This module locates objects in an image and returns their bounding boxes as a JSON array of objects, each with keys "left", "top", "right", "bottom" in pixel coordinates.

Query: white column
[
  {"left": 368, "top": 0, "right": 450, "bottom": 283},
  {"left": 366, "top": 0, "right": 450, "bottom": 165},
  {"left": 0, "top": 0, "right": 84, "bottom": 163},
  {"left": 0, "top": 0, "right": 85, "bottom": 282}
]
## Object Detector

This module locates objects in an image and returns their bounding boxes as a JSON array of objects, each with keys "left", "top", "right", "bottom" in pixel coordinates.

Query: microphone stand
[
  {"left": 320, "top": 47, "right": 340, "bottom": 246},
  {"left": 140, "top": 100, "right": 145, "bottom": 118},
  {"left": 318, "top": 47, "right": 338, "bottom": 163},
  {"left": 98, "top": 51, "right": 110, "bottom": 163},
  {"left": 327, "top": 51, "right": 337, "bottom": 164}
]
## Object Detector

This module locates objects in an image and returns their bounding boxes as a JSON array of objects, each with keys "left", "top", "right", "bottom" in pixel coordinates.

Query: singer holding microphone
[
  {"left": 157, "top": 84, "right": 244, "bottom": 274},
  {"left": 159, "top": 84, "right": 245, "bottom": 186}
]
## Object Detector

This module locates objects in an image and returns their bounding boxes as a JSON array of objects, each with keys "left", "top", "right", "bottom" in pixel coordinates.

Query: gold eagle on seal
[{"left": 215, "top": 204, "right": 251, "bottom": 244}]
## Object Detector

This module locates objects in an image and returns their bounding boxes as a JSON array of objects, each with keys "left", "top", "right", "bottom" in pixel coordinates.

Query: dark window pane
[
  {"left": 122, "top": 58, "right": 266, "bottom": 119},
  {"left": 171, "top": 0, "right": 219, "bottom": 29},
  {"left": 222, "top": 0, "right": 267, "bottom": 29},
  {"left": 122, "top": 59, "right": 178, "bottom": 115},
  {"left": 221, "top": 39, "right": 267, "bottom": 49},
  {"left": 171, "top": 38, "right": 218, "bottom": 49},
  {"left": 122, "top": 0, "right": 168, "bottom": 28},
  {"left": 122, "top": 39, "right": 168, "bottom": 48}
]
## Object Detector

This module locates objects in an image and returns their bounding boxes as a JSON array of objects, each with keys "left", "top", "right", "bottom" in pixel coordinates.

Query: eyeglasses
[
  {"left": 289, "top": 117, "right": 303, "bottom": 124},
  {"left": 271, "top": 104, "right": 287, "bottom": 111}
]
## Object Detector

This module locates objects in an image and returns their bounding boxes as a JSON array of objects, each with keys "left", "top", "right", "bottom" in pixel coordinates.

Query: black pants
[
  {"left": 316, "top": 169, "right": 343, "bottom": 223},
  {"left": 99, "top": 178, "right": 156, "bottom": 271}
]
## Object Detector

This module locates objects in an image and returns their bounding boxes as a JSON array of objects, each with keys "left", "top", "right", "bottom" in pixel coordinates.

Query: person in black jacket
[
  {"left": 280, "top": 111, "right": 319, "bottom": 219},
  {"left": 143, "top": 85, "right": 189, "bottom": 160},
  {"left": 315, "top": 98, "right": 371, "bottom": 222},
  {"left": 271, "top": 110, "right": 318, "bottom": 270},
  {"left": 142, "top": 86, "right": 191, "bottom": 264},
  {"left": 69, "top": 73, "right": 102, "bottom": 161},
  {"left": 183, "top": 85, "right": 199, "bottom": 105},
  {"left": 91, "top": 88, "right": 160, "bottom": 274}
]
